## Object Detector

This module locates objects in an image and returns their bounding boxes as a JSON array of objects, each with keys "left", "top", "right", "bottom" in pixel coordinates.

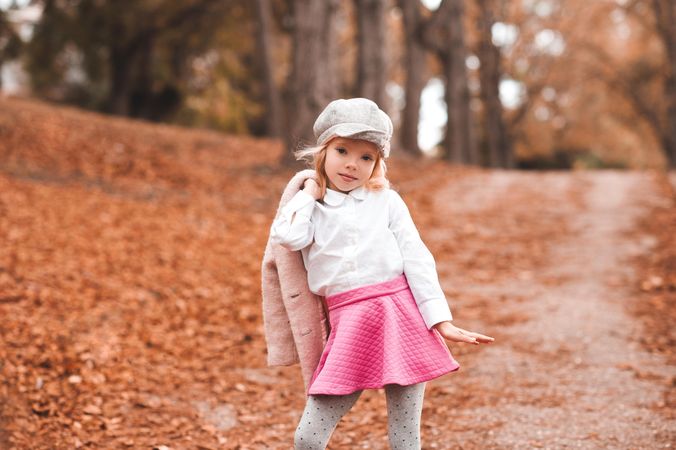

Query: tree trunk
[
  {"left": 355, "top": 0, "right": 387, "bottom": 107},
  {"left": 440, "top": 0, "right": 476, "bottom": 164},
  {"left": 477, "top": 0, "right": 513, "bottom": 168},
  {"left": 319, "top": 0, "right": 341, "bottom": 102},
  {"left": 131, "top": 34, "right": 154, "bottom": 119},
  {"left": 653, "top": 0, "right": 676, "bottom": 168},
  {"left": 283, "top": 0, "right": 339, "bottom": 165},
  {"left": 254, "top": 0, "right": 283, "bottom": 138},
  {"left": 397, "top": 0, "right": 427, "bottom": 156},
  {"left": 108, "top": 44, "right": 132, "bottom": 116}
]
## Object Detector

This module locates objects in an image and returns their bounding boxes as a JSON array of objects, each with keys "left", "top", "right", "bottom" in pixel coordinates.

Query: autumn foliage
[{"left": 0, "top": 96, "right": 673, "bottom": 448}]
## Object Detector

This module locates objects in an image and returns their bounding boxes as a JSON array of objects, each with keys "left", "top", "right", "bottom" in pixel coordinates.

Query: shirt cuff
[
  {"left": 281, "top": 189, "right": 316, "bottom": 220},
  {"left": 417, "top": 298, "right": 453, "bottom": 330}
]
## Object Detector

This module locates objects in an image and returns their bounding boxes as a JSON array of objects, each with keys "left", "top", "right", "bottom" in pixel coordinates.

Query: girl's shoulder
[
  {"left": 380, "top": 187, "right": 405, "bottom": 203},
  {"left": 367, "top": 187, "right": 407, "bottom": 212}
]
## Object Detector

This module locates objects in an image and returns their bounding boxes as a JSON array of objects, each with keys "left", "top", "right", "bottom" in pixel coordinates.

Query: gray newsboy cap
[{"left": 313, "top": 98, "right": 394, "bottom": 158}]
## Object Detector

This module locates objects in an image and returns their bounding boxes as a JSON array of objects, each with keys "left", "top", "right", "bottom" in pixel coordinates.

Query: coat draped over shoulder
[{"left": 260, "top": 169, "right": 330, "bottom": 393}]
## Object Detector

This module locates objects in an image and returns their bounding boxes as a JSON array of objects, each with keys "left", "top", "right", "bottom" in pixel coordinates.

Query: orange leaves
[
  {"left": 1, "top": 96, "right": 674, "bottom": 447},
  {"left": 628, "top": 172, "right": 676, "bottom": 364},
  {"left": 0, "top": 97, "right": 291, "bottom": 448}
]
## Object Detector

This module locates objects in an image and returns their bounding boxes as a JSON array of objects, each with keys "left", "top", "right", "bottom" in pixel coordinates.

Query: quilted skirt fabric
[{"left": 306, "top": 273, "right": 460, "bottom": 395}]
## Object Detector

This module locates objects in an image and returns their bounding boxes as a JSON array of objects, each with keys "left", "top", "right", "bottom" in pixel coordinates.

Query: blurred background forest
[
  {"left": 1, "top": 1, "right": 675, "bottom": 448},
  {"left": 1, "top": 0, "right": 675, "bottom": 170}
]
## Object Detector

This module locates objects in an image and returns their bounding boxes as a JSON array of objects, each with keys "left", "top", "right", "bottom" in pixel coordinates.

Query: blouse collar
[{"left": 323, "top": 185, "right": 368, "bottom": 206}]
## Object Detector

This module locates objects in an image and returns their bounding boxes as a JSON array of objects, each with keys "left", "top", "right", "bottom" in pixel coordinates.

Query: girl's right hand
[{"left": 303, "top": 178, "right": 322, "bottom": 200}]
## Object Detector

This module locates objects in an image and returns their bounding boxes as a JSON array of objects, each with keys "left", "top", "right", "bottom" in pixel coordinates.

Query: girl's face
[{"left": 323, "top": 137, "right": 379, "bottom": 193}]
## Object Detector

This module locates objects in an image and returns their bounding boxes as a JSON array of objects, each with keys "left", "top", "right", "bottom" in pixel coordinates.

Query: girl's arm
[
  {"left": 388, "top": 190, "right": 454, "bottom": 329},
  {"left": 270, "top": 180, "right": 319, "bottom": 251},
  {"left": 388, "top": 190, "right": 494, "bottom": 344}
]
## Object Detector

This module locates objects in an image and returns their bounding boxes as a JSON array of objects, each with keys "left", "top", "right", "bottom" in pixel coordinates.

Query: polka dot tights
[{"left": 294, "top": 382, "right": 426, "bottom": 449}]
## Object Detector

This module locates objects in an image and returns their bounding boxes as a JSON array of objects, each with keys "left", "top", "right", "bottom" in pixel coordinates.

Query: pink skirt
[{"left": 307, "top": 273, "right": 460, "bottom": 395}]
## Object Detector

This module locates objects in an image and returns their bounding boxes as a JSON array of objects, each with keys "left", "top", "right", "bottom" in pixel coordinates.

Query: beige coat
[{"left": 260, "top": 169, "right": 330, "bottom": 393}]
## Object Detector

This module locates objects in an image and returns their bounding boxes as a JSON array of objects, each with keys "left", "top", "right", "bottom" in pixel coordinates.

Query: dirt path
[
  {"left": 421, "top": 171, "right": 675, "bottom": 449},
  {"left": 230, "top": 170, "right": 674, "bottom": 449}
]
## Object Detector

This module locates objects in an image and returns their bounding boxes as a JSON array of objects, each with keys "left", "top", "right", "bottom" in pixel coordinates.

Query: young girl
[{"left": 268, "top": 98, "right": 493, "bottom": 449}]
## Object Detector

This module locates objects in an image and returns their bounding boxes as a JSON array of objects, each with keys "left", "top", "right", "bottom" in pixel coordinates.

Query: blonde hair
[{"left": 294, "top": 139, "right": 390, "bottom": 200}]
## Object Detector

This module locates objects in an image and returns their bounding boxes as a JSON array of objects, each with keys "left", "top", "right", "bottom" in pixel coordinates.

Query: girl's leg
[
  {"left": 384, "top": 382, "right": 426, "bottom": 450},
  {"left": 294, "top": 389, "right": 363, "bottom": 450}
]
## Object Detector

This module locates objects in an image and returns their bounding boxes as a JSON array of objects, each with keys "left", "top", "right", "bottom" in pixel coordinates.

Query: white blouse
[{"left": 269, "top": 184, "right": 453, "bottom": 329}]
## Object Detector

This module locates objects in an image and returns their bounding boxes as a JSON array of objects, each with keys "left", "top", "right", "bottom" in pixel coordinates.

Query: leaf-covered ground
[{"left": 0, "top": 96, "right": 674, "bottom": 449}]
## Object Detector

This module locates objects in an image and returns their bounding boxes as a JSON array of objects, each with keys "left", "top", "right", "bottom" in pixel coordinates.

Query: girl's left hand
[{"left": 433, "top": 321, "right": 494, "bottom": 345}]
